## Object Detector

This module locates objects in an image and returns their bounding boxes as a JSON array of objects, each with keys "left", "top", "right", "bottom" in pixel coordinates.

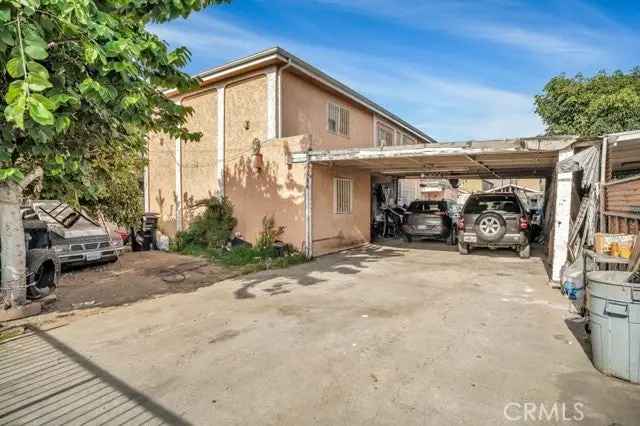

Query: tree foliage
[
  {"left": 0, "top": 0, "right": 228, "bottom": 220},
  {"left": 535, "top": 69, "right": 640, "bottom": 137}
]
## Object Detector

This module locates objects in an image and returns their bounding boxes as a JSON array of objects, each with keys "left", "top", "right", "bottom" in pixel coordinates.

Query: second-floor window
[
  {"left": 328, "top": 102, "right": 350, "bottom": 137},
  {"left": 377, "top": 123, "right": 394, "bottom": 146},
  {"left": 401, "top": 133, "right": 416, "bottom": 145}
]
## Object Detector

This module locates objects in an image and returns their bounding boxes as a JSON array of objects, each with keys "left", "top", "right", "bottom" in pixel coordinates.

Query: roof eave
[{"left": 163, "top": 47, "right": 436, "bottom": 144}]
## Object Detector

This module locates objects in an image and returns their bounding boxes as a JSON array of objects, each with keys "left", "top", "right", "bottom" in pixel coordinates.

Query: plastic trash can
[{"left": 587, "top": 271, "right": 640, "bottom": 383}]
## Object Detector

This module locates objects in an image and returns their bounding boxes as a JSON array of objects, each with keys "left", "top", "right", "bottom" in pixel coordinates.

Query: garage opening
[{"left": 292, "top": 135, "right": 602, "bottom": 282}]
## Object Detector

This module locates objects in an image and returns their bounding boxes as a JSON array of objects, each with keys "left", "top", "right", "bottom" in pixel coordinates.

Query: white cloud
[
  {"left": 311, "top": 0, "right": 610, "bottom": 61},
  {"left": 150, "top": 12, "right": 544, "bottom": 141}
]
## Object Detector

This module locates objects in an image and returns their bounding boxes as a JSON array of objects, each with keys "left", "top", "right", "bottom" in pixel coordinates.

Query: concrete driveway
[{"left": 2, "top": 243, "right": 639, "bottom": 425}]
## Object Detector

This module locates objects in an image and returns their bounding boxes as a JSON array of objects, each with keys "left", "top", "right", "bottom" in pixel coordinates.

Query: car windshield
[
  {"left": 408, "top": 201, "right": 446, "bottom": 213},
  {"left": 464, "top": 195, "right": 521, "bottom": 214}
]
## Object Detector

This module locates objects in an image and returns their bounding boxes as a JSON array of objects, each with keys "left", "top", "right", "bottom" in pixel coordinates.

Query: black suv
[{"left": 457, "top": 192, "right": 530, "bottom": 258}]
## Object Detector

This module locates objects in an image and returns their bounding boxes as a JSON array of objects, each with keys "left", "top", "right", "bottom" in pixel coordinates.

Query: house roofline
[{"left": 165, "top": 47, "right": 437, "bottom": 144}]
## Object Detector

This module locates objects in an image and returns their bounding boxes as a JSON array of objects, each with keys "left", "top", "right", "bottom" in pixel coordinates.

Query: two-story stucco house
[{"left": 146, "top": 47, "right": 435, "bottom": 255}]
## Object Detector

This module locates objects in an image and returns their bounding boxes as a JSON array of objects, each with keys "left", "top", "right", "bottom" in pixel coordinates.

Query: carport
[{"left": 292, "top": 135, "right": 598, "bottom": 282}]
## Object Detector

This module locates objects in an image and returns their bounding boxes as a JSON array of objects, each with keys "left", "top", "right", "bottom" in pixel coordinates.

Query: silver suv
[{"left": 457, "top": 192, "right": 530, "bottom": 258}]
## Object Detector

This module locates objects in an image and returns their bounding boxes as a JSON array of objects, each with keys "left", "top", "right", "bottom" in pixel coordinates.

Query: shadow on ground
[
  {"left": 376, "top": 237, "right": 547, "bottom": 259},
  {"left": 232, "top": 245, "right": 408, "bottom": 299},
  {"left": 0, "top": 325, "right": 189, "bottom": 426},
  {"left": 564, "top": 316, "right": 593, "bottom": 363}
]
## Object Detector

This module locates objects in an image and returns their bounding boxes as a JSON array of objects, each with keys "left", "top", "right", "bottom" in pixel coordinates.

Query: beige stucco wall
[
  {"left": 228, "top": 135, "right": 308, "bottom": 248},
  {"left": 148, "top": 66, "right": 396, "bottom": 254},
  {"left": 148, "top": 133, "right": 178, "bottom": 236},
  {"left": 312, "top": 165, "right": 371, "bottom": 255},
  {"left": 181, "top": 89, "right": 219, "bottom": 227},
  {"left": 223, "top": 75, "right": 278, "bottom": 244},
  {"left": 282, "top": 71, "right": 374, "bottom": 150}
]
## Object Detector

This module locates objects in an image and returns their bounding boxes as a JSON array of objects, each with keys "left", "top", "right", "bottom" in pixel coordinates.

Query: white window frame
[
  {"left": 327, "top": 102, "right": 350, "bottom": 137},
  {"left": 333, "top": 177, "right": 353, "bottom": 214},
  {"left": 377, "top": 123, "right": 394, "bottom": 147}
]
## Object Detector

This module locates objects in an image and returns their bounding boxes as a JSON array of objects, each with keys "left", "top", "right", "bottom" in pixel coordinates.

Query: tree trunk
[
  {"left": 0, "top": 167, "right": 43, "bottom": 308},
  {"left": 0, "top": 181, "right": 27, "bottom": 307}
]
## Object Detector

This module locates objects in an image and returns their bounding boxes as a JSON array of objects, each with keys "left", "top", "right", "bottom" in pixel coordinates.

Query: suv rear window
[
  {"left": 408, "top": 201, "right": 447, "bottom": 213},
  {"left": 463, "top": 195, "right": 521, "bottom": 214}
]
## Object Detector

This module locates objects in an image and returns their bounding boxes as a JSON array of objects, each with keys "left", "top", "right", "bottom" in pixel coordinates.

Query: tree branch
[{"left": 19, "top": 166, "right": 44, "bottom": 190}]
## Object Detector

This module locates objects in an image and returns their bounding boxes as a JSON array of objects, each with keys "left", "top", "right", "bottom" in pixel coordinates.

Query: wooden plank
[{"left": 604, "top": 211, "right": 640, "bottom": 220}]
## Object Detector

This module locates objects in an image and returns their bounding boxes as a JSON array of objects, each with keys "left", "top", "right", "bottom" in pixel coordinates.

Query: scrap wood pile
[
  {"left": 559, "top": 146, "right": 600, "bottom": 262},
  {"left": 558, "top": 144, "right": 640, "bottom": 312}
]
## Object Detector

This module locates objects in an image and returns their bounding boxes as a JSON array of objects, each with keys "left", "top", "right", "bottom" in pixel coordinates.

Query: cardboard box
[{"left": 594, "top": 233, "right": 636, "bottom": 259}]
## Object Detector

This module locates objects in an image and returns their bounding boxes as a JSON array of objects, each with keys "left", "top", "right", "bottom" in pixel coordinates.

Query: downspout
[
  {"left": 277, "top": 58, "right": 293, "bottom": 137},
  {"left": 304, "top": 150, "right": 313, "bottom": 258}
]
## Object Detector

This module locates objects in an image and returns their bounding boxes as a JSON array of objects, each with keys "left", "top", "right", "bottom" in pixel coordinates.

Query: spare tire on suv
[
  {"left": 457, "top": 192, "right": 531, "bottom": 258},
  {"left": 474, "top": 212, "right": 506, "bottom": 242}
]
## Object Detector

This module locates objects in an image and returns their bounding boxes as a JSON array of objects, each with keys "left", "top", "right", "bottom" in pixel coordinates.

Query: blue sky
[{"left": 150, "top": 0, "right": 640, "bottom": 142}]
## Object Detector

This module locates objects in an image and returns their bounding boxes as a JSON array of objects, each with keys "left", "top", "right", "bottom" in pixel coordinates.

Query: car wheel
[
  {"left": 519, "top": 244, "right": 530, "bottom": 259},
  {"left": 458, "top": 240, "right": 469, "bottom": 255},
  {"left": 403, "top": 233, "right": 413, "bottom": 243},
  {"left": 28, "top": 262, "right": 56, "bottom": 299},
  {"left": 475, "top": 212, "right": 506, "bottom": 242}
]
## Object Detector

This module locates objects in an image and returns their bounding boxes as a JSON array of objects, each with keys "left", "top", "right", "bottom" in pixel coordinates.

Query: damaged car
[
  {"left": 0, "top": 220, "right": 60, "bottom": 301},
  {"left": 22, "top": 200, "right": 122, "bottom": 267}
]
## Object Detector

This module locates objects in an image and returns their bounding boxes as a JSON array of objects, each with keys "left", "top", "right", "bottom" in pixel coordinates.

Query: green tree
[
  {"left": 535, "top": 69, "right": 640, "bottom": 137},
  {"left": 0, "top": 0, "right": 227, "bottom": 306}
]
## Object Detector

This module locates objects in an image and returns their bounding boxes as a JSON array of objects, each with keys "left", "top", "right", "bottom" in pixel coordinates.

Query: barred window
[
  {"left": 377, "top": 123, "right": 394, "bottom": 146},
  {"left": 328, "top": 102, "right": 350, "bottom": 137},
  {"left": 334, "top": 177, "right": 353, "bottom": 214}
]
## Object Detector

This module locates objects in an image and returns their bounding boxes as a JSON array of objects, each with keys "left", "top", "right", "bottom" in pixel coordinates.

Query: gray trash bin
[{"left": 587, "top": 271, "right": 640, "bottom": 383}]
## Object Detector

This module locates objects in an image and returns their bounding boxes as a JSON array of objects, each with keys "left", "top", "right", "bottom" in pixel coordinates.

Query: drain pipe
[
  {"left": 304, "top": 149, "right": 313, "bottom": 258},
  {"left": 277, "top": 58, "right": 293, "bottom": 137}
]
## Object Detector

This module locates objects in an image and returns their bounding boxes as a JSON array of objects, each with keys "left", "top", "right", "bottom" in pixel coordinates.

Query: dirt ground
[{"left": 50, "top": 251, "right": 242, "bottom": 312}]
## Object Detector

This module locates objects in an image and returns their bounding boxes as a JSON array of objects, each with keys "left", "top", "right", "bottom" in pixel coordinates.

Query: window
[
  {"left": 408, "top": 201, "right": 447, "bottom": 213},
  {"left": 377, "top": 123, "right": 394, "bottom": 146},
  {"left": 463, "top": 195, "right": 522, "bottom": 214},
  {"left": 334, "top": 177, "right": 353, "bottom": 214},
  {"left": 401, "top": 133, "right": 416, "bottom": 145},
  {"left": 328, "top": 102, "right": 350, "bottom": 137}
]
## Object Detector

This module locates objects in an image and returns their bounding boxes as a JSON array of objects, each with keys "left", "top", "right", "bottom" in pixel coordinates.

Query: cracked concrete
[{"left": 2, "top": 242, "right": 639, "bottom": 425}]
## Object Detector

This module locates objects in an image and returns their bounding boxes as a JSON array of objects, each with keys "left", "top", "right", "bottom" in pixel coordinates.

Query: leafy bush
[
  {"left": 173, "top": 205, "right": 307, "bottom": 272},
  {"left": 255, "top": 215, "right": 285, "bottom": 250},
  {"left": 173, "top": 196, "right": 237, "bottom": 251}
]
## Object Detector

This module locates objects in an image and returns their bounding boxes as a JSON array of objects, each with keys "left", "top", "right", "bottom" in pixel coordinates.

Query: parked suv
[
  {"left": 402, "top": 200, "right": 457, "bottom": 244},
  {"left": 457, "top": 192, "right": 530, "bottom": 258}
]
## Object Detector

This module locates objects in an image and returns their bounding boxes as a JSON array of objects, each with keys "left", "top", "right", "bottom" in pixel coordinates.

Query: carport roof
[{"left": 291, "top": 136, "right": 586, "bottom": 179}]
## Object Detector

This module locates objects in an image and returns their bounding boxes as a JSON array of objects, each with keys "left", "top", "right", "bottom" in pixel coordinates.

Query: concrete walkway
[{"left": 1, "top": 243, "right": 639, "bottom": 425}]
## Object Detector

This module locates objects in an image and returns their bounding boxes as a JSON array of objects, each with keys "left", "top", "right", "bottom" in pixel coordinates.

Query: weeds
[
  {"left": 173, "top": 208, "right": 307, "bottom": 272},
  {"left": 173, "top": 196, "right": 237, "bottom": 251}
]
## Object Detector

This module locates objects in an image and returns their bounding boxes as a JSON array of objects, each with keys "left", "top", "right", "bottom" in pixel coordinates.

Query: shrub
[
  {"left": 255, "top": 215, "right": 285, "bottom": 251},
  {"left": 173, "top": 207, "right": 308, "bottom": 272},
  {"left": 174, "top": 196, "right": 237, "bottom": 251}
]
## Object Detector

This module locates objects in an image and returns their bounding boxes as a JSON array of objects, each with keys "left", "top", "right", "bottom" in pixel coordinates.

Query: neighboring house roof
[
  {"left": 164, "top": 47, "right": 436, "bottom": 144},
  {"left": 486, "top": 184, "right": 542, "bottom": 194}
]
